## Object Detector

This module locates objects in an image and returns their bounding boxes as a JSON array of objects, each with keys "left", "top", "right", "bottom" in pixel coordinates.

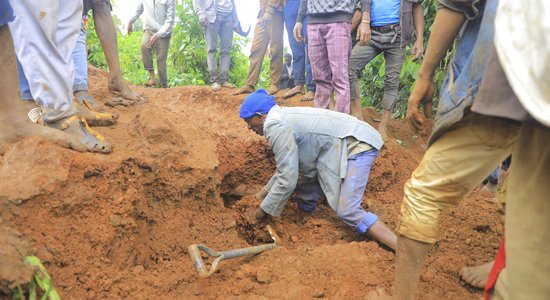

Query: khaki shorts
[{"left": 397, "top": 112, "right": 519, "bottom": 243}]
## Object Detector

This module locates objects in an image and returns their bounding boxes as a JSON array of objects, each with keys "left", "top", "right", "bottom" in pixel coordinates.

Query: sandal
[
  {"left": 74, "top": 92, "right": 117, "bottom": 127},
  {"left": 51, "top": 115, "right": 112, "bottom": 154}
]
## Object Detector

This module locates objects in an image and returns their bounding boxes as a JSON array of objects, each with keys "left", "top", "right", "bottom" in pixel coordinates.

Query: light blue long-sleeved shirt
[
  {"left": 260, "top": 106, "right": 383, "bottom": 217},
  {"left": 129, "top": 0, "right": 175, "bottom": 38}
]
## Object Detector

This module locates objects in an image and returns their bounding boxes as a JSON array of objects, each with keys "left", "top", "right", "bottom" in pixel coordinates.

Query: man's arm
[
  {"left": 260, "top": 121, "right": 300, "bottom": 217},
  {"left": 156, "top": 0, "right": 176, "bottom": 38},
  {"left": 406, "top": 7, "right": 467, "bottom": 131},
  {"left": 357, "top": 0, "right": 371, "bottom": 46},
  {"left": 128, "top": 2, "right": 144, "bottom": 24},
  {"left": 411, "top": 2, "right": 425, "bottom": 60}
]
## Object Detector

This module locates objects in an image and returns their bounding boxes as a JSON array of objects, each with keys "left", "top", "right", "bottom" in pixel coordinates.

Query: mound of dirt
[{"left": 0, "top": 67, "right": 502, "bottom": 299}]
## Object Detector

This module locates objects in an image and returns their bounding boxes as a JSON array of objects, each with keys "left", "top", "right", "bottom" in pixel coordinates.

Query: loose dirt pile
[{"left": 0, "top": 67, "right": 502, "bottom": 299}]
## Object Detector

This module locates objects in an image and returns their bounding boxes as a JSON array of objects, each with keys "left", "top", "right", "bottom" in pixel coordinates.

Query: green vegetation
[
  {"left": 12, "top": 256, "right": 60, "bottom": 300},
  {"left": 87, "top": 0, "right": 448, "bottom": 116}
]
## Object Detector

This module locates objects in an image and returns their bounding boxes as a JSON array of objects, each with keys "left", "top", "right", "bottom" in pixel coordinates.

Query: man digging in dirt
[{"left": 239, "top": 89, "right": 398, "bottom": 250}]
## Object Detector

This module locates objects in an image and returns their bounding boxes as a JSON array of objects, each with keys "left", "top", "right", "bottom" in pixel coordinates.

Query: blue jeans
[
  {"left": 297, "top": 149, "right": 379, "bottom": 234},
  {"left": 73, "top": 22, "right": 88, "bottom": 92},
  {"left": 283, "top": 0, "right": 315, "bottom": 91},
  {"left": 16, "top": 59, "right": 33, "bottom": 100}
]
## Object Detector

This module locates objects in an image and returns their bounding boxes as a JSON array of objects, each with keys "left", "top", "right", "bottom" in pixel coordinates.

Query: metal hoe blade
[{"left": 188, "top": 225, "right": 281, "bottom": 277}]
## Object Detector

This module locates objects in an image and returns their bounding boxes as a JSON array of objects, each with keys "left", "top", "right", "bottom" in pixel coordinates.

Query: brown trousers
[
  {"left": 245, "top": 11, "right": 284, "bottom": 87},
  {"left": 141, "top": 29, "right": 171, "bottom": 87}
]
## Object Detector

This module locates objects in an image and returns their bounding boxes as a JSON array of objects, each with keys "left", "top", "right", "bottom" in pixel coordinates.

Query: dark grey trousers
[
  {"left": 348, "top": 29, "right": 405, "bottom": 110},
  {"left": 141, "top": 29, "right": 171, "bottom": 87},
  {"left": 204, "top": 12, "right": 233, "bottom": 84}
]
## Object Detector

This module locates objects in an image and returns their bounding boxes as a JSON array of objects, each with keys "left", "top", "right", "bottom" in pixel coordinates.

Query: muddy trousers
[
  {"left": 245, "top": 10, "right": 284, "bottom": 88},
  {"left": 397, "top": 112, "right": 519, "bottom": 244},
  {"left": 493, "top": 124, "right": 550, "bottom": 300},
  {"left": 297, "top": 149, "right": 380, "bottom": 234},
  {"left": 141, "top": 29, "right": 171, "bottom": 88},
  {"left": 9, "top": 0, "right": 81, "bottom": 123}
]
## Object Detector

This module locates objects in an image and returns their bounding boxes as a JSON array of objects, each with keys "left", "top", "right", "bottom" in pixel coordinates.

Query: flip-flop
[{"left": 54, "top": 115, "right": 112, "bottom": 154}]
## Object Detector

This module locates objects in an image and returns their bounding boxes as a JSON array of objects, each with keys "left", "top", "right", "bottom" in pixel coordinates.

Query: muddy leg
[
  {"left": 0, "top": 26, "right": 85, "bottom": 152},
  {"left": 394, "top": 235, "right": 432, "bottom": 300},
  {"left": 366, "top": 220, "right": 397, "bottom": 251},
  {"left": 92, "top": 3, "right": 141, "bottom": 101},
  {"left": 460, "top": 261, "right": 494, "bottom": 288},
  {"left": 378, "top": 109, "right": 391, "bottom": 142}
]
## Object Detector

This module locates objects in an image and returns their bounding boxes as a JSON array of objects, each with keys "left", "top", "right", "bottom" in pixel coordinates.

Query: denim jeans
[
  {"left": 283, "top": 0, "right": 315, "bottom": 91},
  {"left": 348, "top": 29, "right": 405, "bottom": 110},
  {"left": 297, "top": 149, "right": 380, "bottom": 234},
  {"left": 16, "top": 58, "right": 32, "bottom": 100},
  {"left": 73, "top": 22, "right": 88, "bottom": 92},
  {"left": 204, "top": 12, "right": 233, "bottom": 84}
]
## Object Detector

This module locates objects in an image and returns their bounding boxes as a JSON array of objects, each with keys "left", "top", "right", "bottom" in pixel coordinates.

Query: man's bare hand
[
  {"left": 199, "top": 17, "right": 208, "bottom": 27},
  {"left": 406, "top": 76, "right": 435, "bottom": 132},
  {"left": 262, "top": 12, "right": 272, "bottom": 27},
  {"left": 294, "top": 22, "right": 304, "bottom": 42},
  {"left": 357, "top": 22, "right": 372, "bottom": 46},
  {"left": 254, "top": 207, "right": 270, "bottom": 223},
  {"left": 148, "top": 34, "right": 159, "bottom": 48},
  {"left": 411, "top": 40, "right": 424, "bottom": 60},
  {"left": 127, "top": 22, "right": 133, "bottom": 35}
]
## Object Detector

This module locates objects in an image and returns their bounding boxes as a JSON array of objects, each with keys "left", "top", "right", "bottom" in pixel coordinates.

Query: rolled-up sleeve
[
  {"left": 156, "top": 0, "right": 175, "bottom": 37},
  {"left": 260, "top": 121, "right": 300, "bottom": 217}
]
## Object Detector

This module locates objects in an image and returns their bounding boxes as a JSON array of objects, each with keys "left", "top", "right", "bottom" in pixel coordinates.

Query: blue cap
[{"left": 239, "top": 89, "right": 276, "bottom": 119}]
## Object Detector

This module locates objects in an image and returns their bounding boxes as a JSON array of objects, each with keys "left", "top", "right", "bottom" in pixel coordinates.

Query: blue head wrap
[{"left": 239, "top": 89, "right": 276, "bottom": 119}]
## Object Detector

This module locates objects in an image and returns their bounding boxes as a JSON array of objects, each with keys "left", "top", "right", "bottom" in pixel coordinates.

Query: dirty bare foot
[
  {"left": 267, "top": 84, "right": 280, "bottom": 95},
  {"left": 108, "top": 77, "right": 144, "bottom": 103},
  {"left": 233, "top": 84, "right": 255, "bottom": 95},
  {"left": 300, "top": 90, "right": 315, "bottom": 102},
  {"left": 365, "top": 287, "right": 392, "bottom": 300},
  {"left": 222, "top": 82, "right": 235, "bottom": 88},
  {"left": 460, "top": 261, "right": 493, "bottom": 288},
  {"left": 0, "top": 115, "right": 87, "bottom": 153},
  {"left": 282, "top": 85, "right": 304, "bottom": 98},
  {"left": 378, "top": 109, "right": 391, "bottom": 142}
]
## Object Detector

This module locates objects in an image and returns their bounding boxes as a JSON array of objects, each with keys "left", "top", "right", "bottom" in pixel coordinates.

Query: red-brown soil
[{"left": 0, "top": 68, "right": 502, "bottom": 299}]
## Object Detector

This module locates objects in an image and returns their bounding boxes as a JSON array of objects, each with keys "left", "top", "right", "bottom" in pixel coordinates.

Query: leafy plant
[
  {"left": 12, "top": 256, "right": 60, "bottom": 300},
  {"left": 86, "top": 0, "right": 265, "bottom": 88}
]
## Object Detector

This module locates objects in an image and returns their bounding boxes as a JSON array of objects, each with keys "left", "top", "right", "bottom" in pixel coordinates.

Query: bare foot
[
  {"left": 300, "top": 90, "right": 315, "bottom": 102},
  {"left": 108, "top": 77, "right": 145, "bottom": 103},
  {"left": 0, "top": 116, "right": 86, "bottom": 153},
  {"left": 365, "top": 287, "right": 392, "bottom": 300},
  {"left": 460, "top": 261, "right": 493, "bottom": 288},
  {"left": 267, "top": 84, "right": 280, "bottom": 95},
  {"left": 233, "top": 85, "right": 255, "bottom": 95},
  {"left": 282, "top": 85, "right": 304, "bottom": 98}
]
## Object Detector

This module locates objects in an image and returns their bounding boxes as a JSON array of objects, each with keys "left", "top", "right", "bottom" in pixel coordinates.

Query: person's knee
[{"left": 91, "top": 0, "right": 111, "bottom": 17}]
